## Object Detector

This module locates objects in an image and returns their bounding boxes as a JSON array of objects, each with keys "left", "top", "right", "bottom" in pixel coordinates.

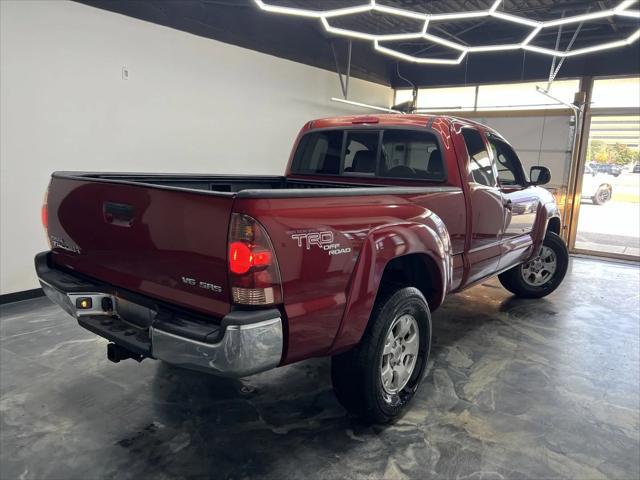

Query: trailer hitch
[{"left": 107, "top": 343, "right": 144, "bottom": 363}]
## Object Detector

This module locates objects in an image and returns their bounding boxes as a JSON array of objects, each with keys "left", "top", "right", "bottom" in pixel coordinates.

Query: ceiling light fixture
[
  {"left": 254, "top": 0, "right": 640, "bottom": 65},
  {"left": 615, "top": 0, "right": 638, "bottom": 11},
  {"left": 616, "top": 9, "right": 640, "bottom": 18},
  {"left": 374, "top": 40, "right": 467, "bottom": 64},
  {"left": 489, "top": 0, "right": 503, "bottom": 14}
]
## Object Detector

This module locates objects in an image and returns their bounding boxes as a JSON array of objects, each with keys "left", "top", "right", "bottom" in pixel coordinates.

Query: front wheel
[
  {"left": 498, "top": 231, "right": 568, "bottom": 299},
  {"left": 331, "top": 287, "right": 431, "bottom": 424},
  {"left": 592, "top": 186, "right": 612, "bottom": 205}
]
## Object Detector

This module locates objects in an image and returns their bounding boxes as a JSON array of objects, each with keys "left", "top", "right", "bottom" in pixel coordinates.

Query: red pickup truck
[{"left": 36, "top": 114, "right": 568, "bottom": 423}]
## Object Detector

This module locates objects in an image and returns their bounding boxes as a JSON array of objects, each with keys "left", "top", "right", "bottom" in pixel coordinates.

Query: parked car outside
[
  {"left": 582, "top": 165, "right": 613, "bottom": 205},
  {"left": 590, "top": 163, "right": 622, "bottom": 177}
]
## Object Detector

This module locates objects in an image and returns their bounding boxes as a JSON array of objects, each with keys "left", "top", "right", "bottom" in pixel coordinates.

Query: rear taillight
[
  {"left": 41, "top": 187, "right": 49, "bottom": 231},
  {"left": 228, "top": 213, "right": 282, "bottom": 306},
  {"left": 41, "top": 184, "right": 50, "bottom": 247}
]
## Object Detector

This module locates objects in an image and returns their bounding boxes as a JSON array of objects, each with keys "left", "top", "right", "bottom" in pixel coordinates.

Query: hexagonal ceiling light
[{"left": 253, "top": 0, "right": 640, "bottom": 65}]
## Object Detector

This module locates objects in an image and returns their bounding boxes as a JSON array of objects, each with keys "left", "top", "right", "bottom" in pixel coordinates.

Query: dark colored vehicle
[
  {"left": 590, "top": 162, "right": 621, "bottom": 177},
  {"left": 36, "top": 114, "right": 568, "bottom": 423},
  {"left": 633, "top": 163, "right": 640, "bottom": 174}
]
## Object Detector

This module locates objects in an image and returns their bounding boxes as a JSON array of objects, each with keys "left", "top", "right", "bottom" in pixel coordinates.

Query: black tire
[
  {"left": 331, "top": 287, "right": 431, "bottom": 424},
  {"left": 592, "top": 186, "right": 612, "bottom": 205},
  {"left": 498, "top": 231, "right": 568, "bottom": 299}
]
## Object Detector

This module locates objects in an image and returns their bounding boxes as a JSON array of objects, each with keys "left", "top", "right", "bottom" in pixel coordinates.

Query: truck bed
[
  {"left": 46, "top": 172, "right": 455, "bottom": 322},
  {"left": 53, "top": 172, "right": 446, "bottom": 198},
  {"left": 55, "top": 172, "right": 366, "bottom": 194}
]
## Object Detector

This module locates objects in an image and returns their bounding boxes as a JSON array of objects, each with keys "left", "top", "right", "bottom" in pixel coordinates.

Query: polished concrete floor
[{"left": 1, "top": 257, "right": 639, "bottom": 480}]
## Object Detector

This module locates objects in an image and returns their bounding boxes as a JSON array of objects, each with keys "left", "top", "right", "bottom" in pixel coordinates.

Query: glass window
[
  {"left": 476, "top": 79, "right": 579, "bottom": 111},
  {"left": 343, "top": 131, "right": 379, "bottom": 176},
  {"left": 589, "top": 115, "right": 640, "bottom": 148},
  {"left": 380, "top": 130, "right": 445, "bottom": 180},
  {"left": 394, "top": 89, "right": 413, "bottom": 106},
  {"left": 291, "top": 130, "right": 343, "bottom": 175},
  {"left": 291, "top": 128, "right": 446, "bottom": 182},
  {"left": 416, "top": 86, "right": 476, "bottom": 112},
  {"left": 462, "top": 129, "right": 496, "bottom": 186},
  {"left": 487, "top": 136, "right": 526, "bottom": 187},
  {"left": 592, "top": 77, "right": 640, "bottom": 109}
]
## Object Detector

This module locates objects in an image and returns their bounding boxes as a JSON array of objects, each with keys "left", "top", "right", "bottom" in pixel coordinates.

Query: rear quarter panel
[{"left": 236, "top": 188, "right": 464, "bottom": 363}]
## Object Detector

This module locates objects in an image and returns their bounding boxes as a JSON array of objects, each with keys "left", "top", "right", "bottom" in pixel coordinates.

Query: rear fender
[{"left": 329, "top": 213, "right": 452, "bottom": 354}]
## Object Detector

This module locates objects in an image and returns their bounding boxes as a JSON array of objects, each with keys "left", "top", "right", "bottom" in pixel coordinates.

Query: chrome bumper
[
  {"left": 36, "top": 253, "right": 283, "bottom": 378},
  {"left": 151, "top": 317, "right": 283, "bottom": 377}
]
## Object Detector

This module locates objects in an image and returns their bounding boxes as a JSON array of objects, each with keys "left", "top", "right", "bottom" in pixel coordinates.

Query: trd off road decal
[{"left": 290, "top": 230, "right": 351, "bottom": 256}]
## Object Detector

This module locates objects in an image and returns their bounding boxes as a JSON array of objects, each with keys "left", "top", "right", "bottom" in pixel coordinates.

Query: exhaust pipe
[{"left": 107, "top": 343, "right": 143, "bottom": 363}]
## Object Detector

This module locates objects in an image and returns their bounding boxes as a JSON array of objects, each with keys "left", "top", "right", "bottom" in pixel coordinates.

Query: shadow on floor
[{"left": 1, "top": 258, "right": 639, "bottom": 479}]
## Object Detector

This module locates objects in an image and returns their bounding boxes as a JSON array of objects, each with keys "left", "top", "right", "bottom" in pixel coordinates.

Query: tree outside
[{"left": 587, "top": 140, "right": 640, "bottom": 166}]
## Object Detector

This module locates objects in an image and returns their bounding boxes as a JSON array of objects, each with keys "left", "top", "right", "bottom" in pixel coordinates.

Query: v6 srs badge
[{"left": 290, "top": 230, "right": 351, "bottom": 256}]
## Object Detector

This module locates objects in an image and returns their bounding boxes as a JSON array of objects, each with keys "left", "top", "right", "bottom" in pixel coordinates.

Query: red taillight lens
[
  {"left": 252, "top": 250, "right": 272, "bottom": 267},
  {"left": 42, "top": 184, "right": 52, "bottom": 248},
  {"left": 228, "top": 243, "right": 273, "bottom": 275},
  {"left": 41, "top": 185, "right": 50, "bottom": 250},
  {"left": 41, "top": 203, "right": 48, "bottom": 230},
  {"left": 41, "top": 186, "right": 49, "bottom": 231},
  {"left": 229, "top": 241, "right": 252, "bottom": 275},
  {"left": 228, "top": 214, "right": 282, "bottom": 306}
]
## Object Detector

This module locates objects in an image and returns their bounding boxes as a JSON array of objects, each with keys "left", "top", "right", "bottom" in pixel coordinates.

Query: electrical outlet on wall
[{"left": 122, "top": 66, "right": 129, "bottom": 80}]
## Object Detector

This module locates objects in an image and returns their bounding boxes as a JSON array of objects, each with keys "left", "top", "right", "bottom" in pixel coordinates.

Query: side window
[
  {"left": 380, "top": 130, "right": 445, "bottom": 180},
  {"left": 462, "top": 128, "right": 496, "bottom": 187},
  {"left": 291, "top": 130, "right": 343, "bottom": 175},
  {"left": 487, "top": 136, "right": 525, "bottom": 187},
  {"left": 343, "top": 131, "right": 379, "bottom": 175}
]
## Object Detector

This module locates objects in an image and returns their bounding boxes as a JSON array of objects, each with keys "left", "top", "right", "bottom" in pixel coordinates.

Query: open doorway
[{"left": 573, "top": 114, "right": 640, "bottom": 258}]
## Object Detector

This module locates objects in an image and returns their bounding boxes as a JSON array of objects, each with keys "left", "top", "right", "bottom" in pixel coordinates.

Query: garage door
[
  {"left": 476, "top": 113, "right": 575, "bottom": 219},
  {"left": 477, "top": 114, "right": 574, "bottom": 190}
]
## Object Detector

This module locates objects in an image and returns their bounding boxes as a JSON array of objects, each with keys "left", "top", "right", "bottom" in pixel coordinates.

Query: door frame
[{"left": 564, "top": 80, "right": 640, "bottom": 261}]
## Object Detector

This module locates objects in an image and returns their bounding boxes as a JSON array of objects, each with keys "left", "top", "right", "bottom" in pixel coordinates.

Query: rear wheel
[
  {"left": 592, "top": 186, "right": 612, "bottom": 205},
  {"left": 331, "top": 287, "right": 431, "bottom": 424},
  {"left": 498, "top": 231, "right": 568, "bottom": 299}
]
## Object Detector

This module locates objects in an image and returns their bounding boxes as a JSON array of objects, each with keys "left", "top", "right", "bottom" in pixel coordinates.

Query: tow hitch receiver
[{"left": 107, "top": 343, "right": 144, "bottom": 363}]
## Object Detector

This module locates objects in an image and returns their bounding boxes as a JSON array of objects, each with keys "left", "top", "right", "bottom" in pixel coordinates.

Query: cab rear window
[
  {"left": 291, "top": 129, "right": 445, "bottom": 182},
  {"left": 291, "top": 130, "right": 343, "bottom": 175}
]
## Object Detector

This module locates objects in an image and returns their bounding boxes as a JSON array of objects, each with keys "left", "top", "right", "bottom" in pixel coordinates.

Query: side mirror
[{"left": 530, "top": 166, "right": 551, "bottom": 186}]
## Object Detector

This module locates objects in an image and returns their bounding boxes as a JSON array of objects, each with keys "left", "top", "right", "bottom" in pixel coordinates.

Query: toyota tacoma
[{"left": 36, "top": 114, "right": 568, "bottom": 423}]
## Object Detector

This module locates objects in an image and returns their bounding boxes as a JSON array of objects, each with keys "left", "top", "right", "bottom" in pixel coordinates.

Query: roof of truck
[{"left": 307, "top": 114, "right": 495, "bottom": 132}]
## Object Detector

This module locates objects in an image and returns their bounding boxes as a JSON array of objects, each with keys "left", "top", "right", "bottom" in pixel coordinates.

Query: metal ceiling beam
[{"left": 330, "top": 39, "right": 353, "bottom": 99}]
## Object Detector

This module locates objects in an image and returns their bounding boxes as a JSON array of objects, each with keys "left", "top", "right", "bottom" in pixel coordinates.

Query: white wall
[{"left": 0, "top": 1, "right": 393, "bottom": 295}]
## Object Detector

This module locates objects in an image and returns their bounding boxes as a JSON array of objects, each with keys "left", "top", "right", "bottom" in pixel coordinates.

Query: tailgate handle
[{"left": 103, "top": 202, "right": 134, "bottom": 227}]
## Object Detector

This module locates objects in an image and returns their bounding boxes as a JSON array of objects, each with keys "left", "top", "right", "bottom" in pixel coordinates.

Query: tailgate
[{"left": 46, "top": 175, "right": 234, "bottom": 318}]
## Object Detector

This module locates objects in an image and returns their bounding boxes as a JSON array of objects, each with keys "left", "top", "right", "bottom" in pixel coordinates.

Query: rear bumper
[{"left": 35, "top": 252, "right": 283, "bottom": 378}]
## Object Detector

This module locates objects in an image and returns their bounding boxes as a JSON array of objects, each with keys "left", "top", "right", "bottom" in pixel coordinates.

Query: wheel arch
[
  {"left": 547, "top": 216, "right": 561, "bottom": 235},
  {"left": 328, "top": 218, "right": 451, "bottom": 355},
  {"left": 374, "top": 253, "right": 444, "bottom": 312},
  {"left": 530, "top": 202, "right": 562, "bottom": 258}
]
